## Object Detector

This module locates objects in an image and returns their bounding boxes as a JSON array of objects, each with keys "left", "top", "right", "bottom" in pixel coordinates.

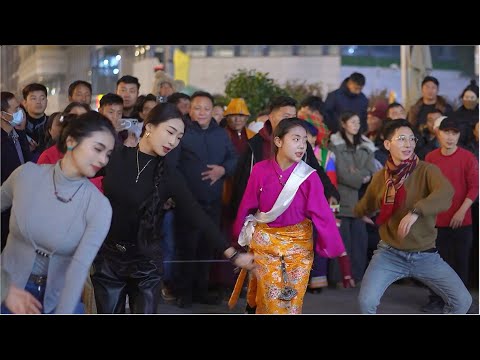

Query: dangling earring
[
  {"left": 67, "top": 145, "right": 74, "bottom": 151},
  {"left": 145, "top": 132, "right": 151, "bottom": 138}
]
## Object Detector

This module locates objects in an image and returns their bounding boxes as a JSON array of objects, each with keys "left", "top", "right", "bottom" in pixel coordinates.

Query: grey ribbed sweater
[{"left": 1, "top": 161, "right": 112, "bottom": 314}]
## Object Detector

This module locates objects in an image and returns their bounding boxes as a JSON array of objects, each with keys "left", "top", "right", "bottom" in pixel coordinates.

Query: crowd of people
[{"left": 1, "top": 71, "right": 478, "bottom": 314}]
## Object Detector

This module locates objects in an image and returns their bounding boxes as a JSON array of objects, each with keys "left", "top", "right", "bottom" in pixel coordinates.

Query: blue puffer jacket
[{"left": 324, "top": 78, "right": 369, "bottom": 134}]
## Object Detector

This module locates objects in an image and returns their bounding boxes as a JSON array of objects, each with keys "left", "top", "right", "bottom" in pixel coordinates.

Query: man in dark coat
[{"left": 324, "top": 72, "right": 369, "bottom": 134}]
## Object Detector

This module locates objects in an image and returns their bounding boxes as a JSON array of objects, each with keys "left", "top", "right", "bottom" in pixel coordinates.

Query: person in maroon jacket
[{"left": 423, "top": 115, "right": 479, "bottom": 313}]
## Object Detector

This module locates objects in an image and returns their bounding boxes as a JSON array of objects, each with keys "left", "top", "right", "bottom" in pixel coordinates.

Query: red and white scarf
[{"left": 376, "top": 153, "right": 419, "bottom": 225}]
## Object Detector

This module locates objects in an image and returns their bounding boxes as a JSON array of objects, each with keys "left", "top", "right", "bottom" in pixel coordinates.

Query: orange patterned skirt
[{"left": 246, "top": 219, "right": 313, "bottom": 314}]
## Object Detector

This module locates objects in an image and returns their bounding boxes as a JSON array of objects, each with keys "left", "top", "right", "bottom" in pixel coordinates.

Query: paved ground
[{"left": 154, "top": 282, "right": 479, "bottom": 315}]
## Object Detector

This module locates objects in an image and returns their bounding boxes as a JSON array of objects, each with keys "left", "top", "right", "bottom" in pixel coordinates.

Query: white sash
[{"left": 238, "top": 161, "right": 315, "bottom": 246}]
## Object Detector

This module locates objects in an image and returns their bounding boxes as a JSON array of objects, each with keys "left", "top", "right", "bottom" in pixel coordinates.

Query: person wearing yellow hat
[
  {"left": 214, "top": 98, "right": 256, "bottom": 300},
  {"left": 223, "top": 98, "right": 255, "bottom": 154}
]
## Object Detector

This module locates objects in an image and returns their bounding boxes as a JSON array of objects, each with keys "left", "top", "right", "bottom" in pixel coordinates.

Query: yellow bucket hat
[{"left": 224, "top": 98, "right": 250, "bottom": 116}]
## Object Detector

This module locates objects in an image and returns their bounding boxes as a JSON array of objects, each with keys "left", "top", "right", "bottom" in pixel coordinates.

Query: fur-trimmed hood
[{"left": 329, "top": 132, "right": 377, "bottom": 153}]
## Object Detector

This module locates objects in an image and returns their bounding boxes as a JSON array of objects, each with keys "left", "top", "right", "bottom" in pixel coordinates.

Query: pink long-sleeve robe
[{"left": 233, "top": 159, "right": 345, "bottom": 258}]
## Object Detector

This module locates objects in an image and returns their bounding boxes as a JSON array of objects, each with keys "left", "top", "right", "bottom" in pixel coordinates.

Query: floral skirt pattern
[{"left": 247, "top": 219, "right": 313, "bottom": 314}]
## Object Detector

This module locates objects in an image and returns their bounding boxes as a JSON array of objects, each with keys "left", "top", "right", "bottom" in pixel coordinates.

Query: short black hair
[
  {"left": 22, "top": 83, "right": 47, "bottom": 100},
  {"left": 269, "top": 96, "right": 297, "bottom": 113},
  {"left": 387, "top": 102, "right": 404, "bottom": 112},
  {"left": 68, "top": 80, "right": 92, "bottom": 97},
  {"left": 190, "top": 91, "right": 214, "bottom": 105},
  {"left": 300, "top": 95, "right": 324, "bottom": 113},
  {"left": 383, "top": 119, "right": 413, "bottom": 140},
  {"left": 421, "top": 76, "right": 439, "bottom": 88},
  {"left": 99, "top": 93, "right": 123, "bottom": 108},
  {"left": 167, "top": 92, "right": 190, "bottom": 105},
  {"left": 426, "top": 108, "right": 443, "bottom": 117},
  {"left": 135, "top": 93, "right": 157, "bottom": 113},
  {"left": 116, "top": 75, "right": 141, "bottom": 91},
  {"left": 349, "top": 72, "right": 366, "bottom": 86},
  {"left": 63, "top": 102, "right": 90, "bottom": 114},
  {"left": 1, "top": 91, "right": 16, "bottom": 112}
]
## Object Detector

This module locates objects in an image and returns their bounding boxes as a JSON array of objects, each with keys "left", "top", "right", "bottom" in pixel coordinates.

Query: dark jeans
[
  {"left": 309, "top": 227, "right": 328, "bottom": 287},
  {"left": 1, "top": 209, "right": 10, "bottom": 252},
  {"left": 437, "top": 226, "right": 473, "bottom": 286},
  {"left": 365, "top": 216, "right": 380, "bottom": 265},
  {"left": 329, "top": 217, "right": 368, "bottom": 283},
  {"left": 428, "top": 225, "right": 473, "bottom": 302},
  {"left": 1, "top": 279, "right": 84, "bottom": 314},
  {"left": 91, "top": 247, "right": 163, "bottom": 314},
  {"left": 470, "top": 203, "right": 478, "bottom": 289},
  {"left": 161, "top": 210, "right": 175, "bottom": 286},
  {"left": 174, "top": 202, "right": 220, "bottom": 302}
]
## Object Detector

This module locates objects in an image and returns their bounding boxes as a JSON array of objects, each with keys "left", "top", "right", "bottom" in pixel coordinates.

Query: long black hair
[
  {"left": 57, "top": 111, "right": 116, "bottom": 153},
  {"left": 137, "top": 102, "right": 185, "bottom": 249},
  {"left": 44, "top": 112, "right": 63, "bottom": 147},
  {"left": 272, "top": 117, "right": 308, "bottom": 155},
  {"left": 338, "top": 111, "right": 363, "bottom": 148}
]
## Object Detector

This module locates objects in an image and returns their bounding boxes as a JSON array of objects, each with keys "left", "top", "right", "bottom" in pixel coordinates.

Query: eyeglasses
[{"left": 391, "top": 135, "right": 418, "bottom": 145}]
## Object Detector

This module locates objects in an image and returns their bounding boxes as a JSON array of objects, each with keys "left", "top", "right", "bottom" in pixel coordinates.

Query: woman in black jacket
[{"left": 92, "top": 102, "right": 254, "bottom": 314}]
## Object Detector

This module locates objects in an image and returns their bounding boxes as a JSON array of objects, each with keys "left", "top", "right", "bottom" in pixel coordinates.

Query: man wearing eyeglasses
[{"left": 353, "top": 119, "right": 472, "bottom": 314}]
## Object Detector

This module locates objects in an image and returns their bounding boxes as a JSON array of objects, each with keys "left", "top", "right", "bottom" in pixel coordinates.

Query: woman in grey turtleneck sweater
[{"left": 1, "top": 111, "right": 116, "bottom": 314}]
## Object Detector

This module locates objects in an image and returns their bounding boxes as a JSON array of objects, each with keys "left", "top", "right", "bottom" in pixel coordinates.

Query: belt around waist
[
  {"left": 28, "top": 274, "right": 47, "bottom": 286},
  {"left": 397, "top": 247, "right": 437, "bottom": 253},
  {"left": 419, "top": 247, "right": 437, "bottom": 253},
  {"left": 383, "top": 242, "right": 437, "bottom": 253},
  {"left": 106, "top": 242, "right": 136, "bottom": 253}
]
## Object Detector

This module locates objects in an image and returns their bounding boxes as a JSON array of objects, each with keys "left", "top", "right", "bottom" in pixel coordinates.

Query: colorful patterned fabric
[
  {"left": 314, "top": 146, "right": 337, "bottom": 188},
  {"left": 298, "top": 112, "right": 331, "bottom": 147},
  {"left": 246, "top": 219, "right": 313, "bottom": 314}
]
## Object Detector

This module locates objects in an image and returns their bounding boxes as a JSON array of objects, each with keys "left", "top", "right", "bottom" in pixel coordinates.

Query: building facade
[{"left": 1, "top": 45, "right": 476, "bottom": 114}]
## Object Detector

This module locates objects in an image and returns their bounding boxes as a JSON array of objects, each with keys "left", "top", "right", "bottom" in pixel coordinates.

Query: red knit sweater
[{"left": 425, "top": 147, "right": 479, "bottom": 227}]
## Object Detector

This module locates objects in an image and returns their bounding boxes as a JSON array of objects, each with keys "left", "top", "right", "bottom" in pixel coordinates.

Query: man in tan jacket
[{"left": 354, "top": 119, "right": 472, "bottom": 314}]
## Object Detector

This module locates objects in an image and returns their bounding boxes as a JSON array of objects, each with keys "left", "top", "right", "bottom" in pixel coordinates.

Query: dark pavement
[{"left": 154, "top": 282, "right": 479, "bottom": 315}]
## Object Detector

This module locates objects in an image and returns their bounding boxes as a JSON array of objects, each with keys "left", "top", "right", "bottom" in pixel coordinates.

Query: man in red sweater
[{"left": 423, "top": 115, "right": 479, "bottom": 313}]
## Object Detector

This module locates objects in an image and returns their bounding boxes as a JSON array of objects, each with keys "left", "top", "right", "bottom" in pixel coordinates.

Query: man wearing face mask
[
  {"left": 454, "top": 80, "right": 479, "bottom": 147},
  {"left": 1, "top": 92, "right": 32, "bottom": 250}
]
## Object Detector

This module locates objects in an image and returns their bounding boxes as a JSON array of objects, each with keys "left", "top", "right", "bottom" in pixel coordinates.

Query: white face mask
[{"left": 2, "top": 109, "right": 24, "bottom": 127}]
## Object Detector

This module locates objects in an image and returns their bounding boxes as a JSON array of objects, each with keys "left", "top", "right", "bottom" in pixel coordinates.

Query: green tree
[
  {"left": 224, "top": 69, "right": 287, "bottom": 120},
  {"left": 282, "top": 80, "right": 324, "bottom": 104},
  {"left": 212, "top": 93, "right": 228, "bottom": 107}
]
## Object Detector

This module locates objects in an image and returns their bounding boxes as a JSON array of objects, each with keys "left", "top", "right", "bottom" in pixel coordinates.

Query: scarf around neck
[{"left": 376, "top": 153, "right": 419, "bottom": 225}]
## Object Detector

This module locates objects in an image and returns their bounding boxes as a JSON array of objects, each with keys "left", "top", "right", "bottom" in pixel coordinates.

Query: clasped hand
[
  {"left": 232, "top": 252, "right": 256, "bottom": 271},
  {"left": 201, "top": 165, "right": 225, "bottom": 185}
]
